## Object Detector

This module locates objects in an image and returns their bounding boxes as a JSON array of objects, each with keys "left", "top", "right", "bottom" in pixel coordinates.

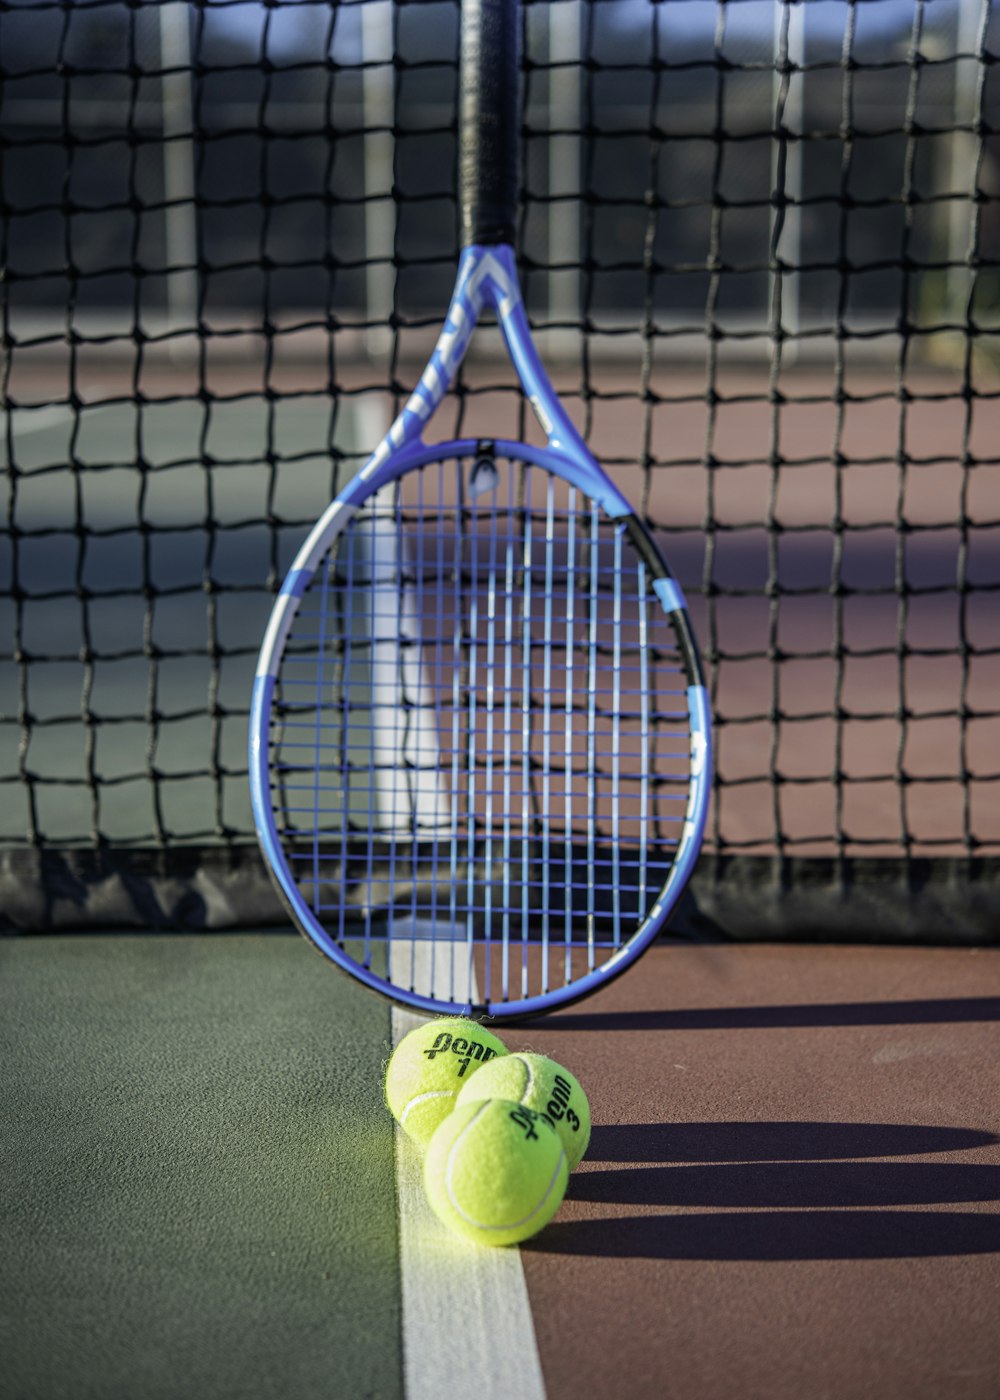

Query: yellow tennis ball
[
  {"left": 455, "top": 1051, "right": 591, "bottom": 1169},
  {"left": 385, "top": 1017, "right": 508, "bottom": 1148},
  {"left": 424, "top": 1097, "right": 568, "bottom": 1247}
]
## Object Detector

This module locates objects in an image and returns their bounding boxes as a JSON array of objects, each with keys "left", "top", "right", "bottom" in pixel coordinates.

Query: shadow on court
[
  {"left": 572, "top": 1160, "right": 1000, "bottom": 1209},
  {"left": 515, "top": 945, "right": 1000, "bottom": 1398},
  {"left": 528, "top": 1209, "right": 1000, "bottom": 1261},
  {"left": 585, "top": 1120, "right": 1000, "bottom": 1163},
  {"left": 545, "top": 995, "right": 1000, "bottom": 1033}
]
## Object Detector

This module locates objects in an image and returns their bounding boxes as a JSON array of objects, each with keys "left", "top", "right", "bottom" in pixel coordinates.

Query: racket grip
[{"left": 460, "top": 0, "right": 519, "bottom": 247}]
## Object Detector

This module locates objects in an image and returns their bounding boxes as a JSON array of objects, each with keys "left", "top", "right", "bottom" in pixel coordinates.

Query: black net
[{"left": 2, "top": 0, "right": 999, "bottom": 936}]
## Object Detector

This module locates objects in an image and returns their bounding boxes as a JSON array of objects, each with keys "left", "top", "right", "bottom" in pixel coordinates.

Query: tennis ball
[
  {"left": 385, "top": 1017, "right": 508, "bottom": 1148},
  {"left": 455, "top": 1051, "right": 591, "bottom": 1170},
  {"left": 424, "top": 1097, "right": 569, "bottom": 1247}
]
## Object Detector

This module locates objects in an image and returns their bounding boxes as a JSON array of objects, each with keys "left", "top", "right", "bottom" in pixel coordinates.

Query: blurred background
[
  {"left": 2, "top": 0, "right": 999, "bottom": 921},
  {"left": 5, "top": 0, "right": 999, "bottom": 337}
]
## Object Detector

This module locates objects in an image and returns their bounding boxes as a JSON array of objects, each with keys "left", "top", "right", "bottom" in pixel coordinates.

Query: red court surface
[{"left": 508, "top": 941, "right": 1000, "bottom": 1400}]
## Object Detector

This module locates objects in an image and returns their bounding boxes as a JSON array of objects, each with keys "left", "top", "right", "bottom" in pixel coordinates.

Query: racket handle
[{"left": 460, "top": 0, "right": 519, "bottom": 247}]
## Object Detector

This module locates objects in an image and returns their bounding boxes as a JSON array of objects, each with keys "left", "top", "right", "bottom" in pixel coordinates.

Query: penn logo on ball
[
  {"left": 423, "top": 1098, "right": 569, "bottom": 1247},
  {"left": 385, "top": 1017, "right": 508, "bottom": 1149},
  {"left": 455, "top": 1051, "right": 591, "bottom": 1169}
]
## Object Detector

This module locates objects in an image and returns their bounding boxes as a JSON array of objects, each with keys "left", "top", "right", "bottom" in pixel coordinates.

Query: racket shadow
[{"left": 543, "top": 996, "right": 1000, "bottom": 1033}]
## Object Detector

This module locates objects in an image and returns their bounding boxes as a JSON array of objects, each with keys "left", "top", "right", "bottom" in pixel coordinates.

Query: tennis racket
[{"left": 249, "top": 0, "right": 711, "bottom": 1020}]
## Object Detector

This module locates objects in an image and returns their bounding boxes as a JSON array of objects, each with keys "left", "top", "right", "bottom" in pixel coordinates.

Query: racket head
[{"left": 250, "top": 439, "right": 710, "bottom": 1020}]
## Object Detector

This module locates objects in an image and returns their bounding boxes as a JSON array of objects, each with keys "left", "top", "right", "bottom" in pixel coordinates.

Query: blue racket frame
[{"left": 249, "top": 244, "right": 712, "bottom": 1019}]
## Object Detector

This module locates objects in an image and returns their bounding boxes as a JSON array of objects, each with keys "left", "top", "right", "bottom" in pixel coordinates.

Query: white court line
[{"left": 390, "top": 942, "right": 547, "bottom": 1400}]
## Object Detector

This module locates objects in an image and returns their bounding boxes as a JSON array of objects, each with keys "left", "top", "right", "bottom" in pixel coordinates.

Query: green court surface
[{"left": 0, "top": 934, "right": 402, "bottom": 1400}]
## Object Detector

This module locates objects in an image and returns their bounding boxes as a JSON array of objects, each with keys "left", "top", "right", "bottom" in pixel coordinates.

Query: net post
[
  {"left": 545, "top": 0, "right": 582, "bottom": 359},
  {"left": 945, "top": 0, "right": 982, "bottom": 333},
  {"left": 770, "top": 0, "right": 804, "bottom": 362},
  {"left": 361, "top": 0, "right": 396, "bottom": 364},
  {"left": 158, "top": 1, "right": 199, "bottom": 360}
]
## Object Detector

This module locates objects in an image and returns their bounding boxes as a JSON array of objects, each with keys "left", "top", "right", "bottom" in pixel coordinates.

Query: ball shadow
[
  {"left": 528, "top": 1209, "right": 1000, "bottom": 1261},
  {"left": 570, "top": 1161, "right": 1000, "bottom": 1209}
]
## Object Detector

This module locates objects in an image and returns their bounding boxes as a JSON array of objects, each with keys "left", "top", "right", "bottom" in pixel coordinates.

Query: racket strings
[{"left": 269, "top": 457, "right": 696, "bottom": 997}]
